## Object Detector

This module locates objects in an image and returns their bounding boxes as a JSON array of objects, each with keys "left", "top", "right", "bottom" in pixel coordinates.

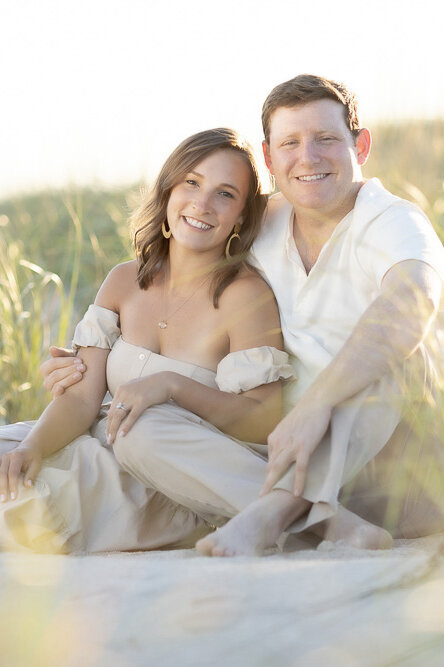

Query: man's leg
[{"left": 340, "top": 410, "right": 444, "bottom": 539}]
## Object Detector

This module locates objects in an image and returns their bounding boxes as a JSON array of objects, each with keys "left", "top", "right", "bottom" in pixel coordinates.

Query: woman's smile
[{"left": 182, "top": 215, "right": 214, "bottom": 231}]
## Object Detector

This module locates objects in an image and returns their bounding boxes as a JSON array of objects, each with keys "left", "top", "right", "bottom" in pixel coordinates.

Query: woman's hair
[{"left": 132, "top": 128, "right": 268, "bottom": 307}]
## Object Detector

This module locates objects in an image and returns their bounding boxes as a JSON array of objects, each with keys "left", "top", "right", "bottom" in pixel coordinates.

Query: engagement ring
[{"left": 116, "top": 402, "right": 129, "bottom": 412}]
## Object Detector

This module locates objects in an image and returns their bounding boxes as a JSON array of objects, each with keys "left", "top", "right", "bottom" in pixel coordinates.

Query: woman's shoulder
[
  {"left": 219, "top": 265, "right": 282, "bottom": 349},
  {"left": 95, "top": 260, "right": 138, "bottom": 312},
  {"left": 219, "top": 265, "right": 274, "bottom": 307}
]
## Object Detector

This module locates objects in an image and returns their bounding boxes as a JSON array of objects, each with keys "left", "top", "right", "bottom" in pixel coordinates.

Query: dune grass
[{"left": 0, "top": 120, "right": 443, "bottom": 424}]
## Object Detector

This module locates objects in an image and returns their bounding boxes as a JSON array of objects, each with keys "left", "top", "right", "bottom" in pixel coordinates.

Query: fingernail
[
  {"left": 106, "top": 435, "right": 112, "bottom": 444},
  {"left": 73, "top": 372, "right": 81, "bottom": 380},
  {"left": 25, "top": 479, "right": 32, "bottom": 487},
  {"left": 10, "top": 492, "right": 16, "bottom": 500},
  {"left": 74, "top": 358, "right": 82, "bottom": 364},
  {"left": 119, "top": 430, "right": 125, "bottom": 438},
  {"left": 0, "top": 494, "right": 6, "bottom": 502}
]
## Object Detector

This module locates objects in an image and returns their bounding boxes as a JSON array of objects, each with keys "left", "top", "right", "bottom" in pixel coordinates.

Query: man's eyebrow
[{"left": 187, "top": 171, "right": 241, "bottom": 195}]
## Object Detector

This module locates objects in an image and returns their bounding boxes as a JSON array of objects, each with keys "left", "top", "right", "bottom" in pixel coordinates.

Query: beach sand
[{"left": 1, "top": 534, "right": 444, "bottom": 666}]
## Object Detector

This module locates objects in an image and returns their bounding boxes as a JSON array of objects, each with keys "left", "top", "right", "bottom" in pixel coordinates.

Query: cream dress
[{"left": 0, "top": 305, "right": 294, "bottom": 553}]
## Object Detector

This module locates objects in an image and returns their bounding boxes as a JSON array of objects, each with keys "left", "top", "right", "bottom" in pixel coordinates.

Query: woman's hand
[
  {"left": 106, "top": 372, "right": 178, "bottom": 444},
  {"left": 0, "top": 445, "right": 42, "bottom": 501},
  {"left": 40, "top": 346, "right": 86, "bottom": 397},
  {"left": 261, "top": 394, "right": 332, "bottom": 497}
]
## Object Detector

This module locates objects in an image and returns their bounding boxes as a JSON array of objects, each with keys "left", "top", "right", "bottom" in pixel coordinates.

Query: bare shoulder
[
  {"left": 219, "top": 266, "right": 283, "bottom": 351},
  {"left": 219, "top": 266, "right": 275, "bottom": 309},
  {"left": 94, "top": 260, "right": 138, "bottom": 312}
]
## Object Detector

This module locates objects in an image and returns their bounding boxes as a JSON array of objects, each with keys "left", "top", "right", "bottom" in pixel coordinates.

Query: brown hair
[
  {"left": 262, "top": 74, "right": 361, "bottom": 143},
  {"left": 133, "top": 128, "right": 267, "bottom": 307}
]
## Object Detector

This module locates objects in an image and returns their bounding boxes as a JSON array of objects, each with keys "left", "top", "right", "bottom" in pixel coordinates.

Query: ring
[{"left": 116, "top": 401, "right": 129, "bottom": 412}]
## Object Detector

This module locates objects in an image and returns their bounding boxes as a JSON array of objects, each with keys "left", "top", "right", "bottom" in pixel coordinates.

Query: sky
[{"left": 1, "top": 0, "right": 443, "bottom": 198}]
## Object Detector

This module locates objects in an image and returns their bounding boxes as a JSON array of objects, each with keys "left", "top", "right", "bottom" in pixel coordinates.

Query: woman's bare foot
[
  {"left": 196, "top": 490, "right": 310, "bottom": 557},
  {"left": 314, "top": 505, "right": 393, "bottom": 550}
]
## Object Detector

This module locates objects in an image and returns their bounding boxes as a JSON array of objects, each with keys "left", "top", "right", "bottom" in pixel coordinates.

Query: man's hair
[{"left": 262, "top": 74, "right": 361, "bottom": 143}]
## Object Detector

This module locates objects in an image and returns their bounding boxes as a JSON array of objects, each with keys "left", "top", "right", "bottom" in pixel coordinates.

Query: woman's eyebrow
[
  {"left": 219, "top": 183, "right": 240, "bottom": 195},
  {"left": 188, "top": 171, "right": 240, "bottom": 195}
]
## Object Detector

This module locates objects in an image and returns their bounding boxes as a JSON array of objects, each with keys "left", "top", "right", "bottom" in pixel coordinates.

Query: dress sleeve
[
  {"left": 215, "top": 346, "right": 295, "bottom": 394},
  {"left": 72, "top": 304, "right": 121, "bottom": 351}
]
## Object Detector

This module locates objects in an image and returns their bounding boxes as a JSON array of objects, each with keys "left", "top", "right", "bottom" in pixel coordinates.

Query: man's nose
[{"left": 298, "top": 139, "right": 320, "bottom": 164}]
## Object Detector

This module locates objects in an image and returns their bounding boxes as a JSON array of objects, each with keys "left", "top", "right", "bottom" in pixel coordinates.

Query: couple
[{"left": 1, "top": 74, "right": 443, "bottom": 556}]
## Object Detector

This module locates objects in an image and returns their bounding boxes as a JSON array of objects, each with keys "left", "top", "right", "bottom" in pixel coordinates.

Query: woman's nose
[{"left": 192, "top": 191, "right": 211, "bottom": 213}]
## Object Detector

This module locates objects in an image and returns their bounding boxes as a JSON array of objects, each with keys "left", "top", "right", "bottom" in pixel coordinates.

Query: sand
[{"left": 1, "top": 534, "right": 444, "bottom": 666}]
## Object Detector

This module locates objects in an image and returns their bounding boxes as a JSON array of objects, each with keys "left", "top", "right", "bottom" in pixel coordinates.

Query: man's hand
[
  {"left": 40, "top": 346, "right": 86, "bottom": 397},
  {"left": 0, "top": 445, "right": 42, "bottom": 501},
  {"left": 262, "top": 395, "right": 332, "bottom": 497},
  {"left": 261, "top": 259, "right": 441, "bottom": 500},
  {"left": 106, "top": 372, "right": 176, "bottom": 444}
]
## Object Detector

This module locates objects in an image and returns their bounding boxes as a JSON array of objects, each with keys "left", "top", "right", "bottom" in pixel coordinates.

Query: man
[{"left": 42, "top": 75, "right": 444, "bottom": 555}]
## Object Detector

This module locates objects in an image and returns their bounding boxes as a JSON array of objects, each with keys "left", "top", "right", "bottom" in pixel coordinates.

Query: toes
[
  {"left": 212, "top": 545, "right": 228, "bottom": 557},
  {"left": 196, "top": 537, "right": 218, "bottom": 556}
]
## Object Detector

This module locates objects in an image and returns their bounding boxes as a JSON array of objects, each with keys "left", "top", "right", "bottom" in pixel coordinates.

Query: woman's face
[{"left": 166, "top": 149, "right": 250, "bottom": 258}]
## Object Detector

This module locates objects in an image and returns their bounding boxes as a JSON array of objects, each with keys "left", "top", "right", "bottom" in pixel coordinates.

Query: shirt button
[{"left": 138, "top": 353, "right": 145, "bottom": 360}]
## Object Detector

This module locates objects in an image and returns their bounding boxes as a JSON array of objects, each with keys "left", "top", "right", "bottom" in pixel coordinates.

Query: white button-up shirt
[{"left": 251, "top": 178, "right": 444, "bottom": 409}]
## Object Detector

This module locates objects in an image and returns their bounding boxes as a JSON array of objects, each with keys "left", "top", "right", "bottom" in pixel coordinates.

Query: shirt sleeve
[
  {"left": 215, "top": 346, "right": 295, "bottom": 393},
  {"left": 72, "top": 304, "right": 121, "bottom": 351},
  {"left": 357, "top": 203, "right": 444, "bottom": 287}
]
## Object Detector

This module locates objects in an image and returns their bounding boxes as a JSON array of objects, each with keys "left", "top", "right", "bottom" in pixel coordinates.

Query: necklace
[{"left": 158, "top": 274, "right": 211, "bottom": 329}]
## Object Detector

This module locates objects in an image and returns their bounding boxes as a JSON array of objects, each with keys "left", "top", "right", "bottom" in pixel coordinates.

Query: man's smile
[{"left": 295, "top": 173, "right": 329, "bottom": 182}]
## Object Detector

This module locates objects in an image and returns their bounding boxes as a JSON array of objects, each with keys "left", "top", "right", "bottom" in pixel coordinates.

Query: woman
[{"left": 0, "top": 128, "right": 297, "bottom": 554}]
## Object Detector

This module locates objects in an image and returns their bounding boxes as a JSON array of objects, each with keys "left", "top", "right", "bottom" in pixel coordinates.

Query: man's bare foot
[
  {"left": 196, "top": 490, "right": 310, "bottom": 557},
  {"left": 314, "top": 505, "right": 393, "bottom": 550}
]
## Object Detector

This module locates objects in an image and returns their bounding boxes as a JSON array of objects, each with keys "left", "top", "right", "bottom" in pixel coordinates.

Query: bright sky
[{"left": 1, "top": 0, "right": 443, "bottom": 198}]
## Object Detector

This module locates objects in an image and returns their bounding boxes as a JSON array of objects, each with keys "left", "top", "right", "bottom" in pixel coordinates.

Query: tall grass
[
  {"left": 0, "top": 121, "right": 443, "bottom": 424},
  {"left": 0, "top": 203, "right": 82, "bottom": 422},
  {"left": 364, "top": 119, "right": 444, "bottom": 242}
]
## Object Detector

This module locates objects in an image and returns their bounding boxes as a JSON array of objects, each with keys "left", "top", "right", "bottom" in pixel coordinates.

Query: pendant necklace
[{"left": 158, "top": 273, "right": 211, "bottom": 329}]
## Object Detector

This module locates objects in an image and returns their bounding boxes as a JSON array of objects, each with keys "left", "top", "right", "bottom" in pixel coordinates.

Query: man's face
[{"left": 263, "top": 99, "right": 370, "bottom": 223}]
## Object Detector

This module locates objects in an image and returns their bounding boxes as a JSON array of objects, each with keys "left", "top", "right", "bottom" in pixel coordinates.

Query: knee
[{"left": 112, "top": 410, "right": 168, "bottom": 471}]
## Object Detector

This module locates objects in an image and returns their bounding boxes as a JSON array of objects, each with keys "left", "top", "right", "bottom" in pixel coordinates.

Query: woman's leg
[
  {"left": 112, "top": 403, "right": 391, "bottom": 555},
  {"left": 0, "top": 421, "right": 210, "bottom": 553}
]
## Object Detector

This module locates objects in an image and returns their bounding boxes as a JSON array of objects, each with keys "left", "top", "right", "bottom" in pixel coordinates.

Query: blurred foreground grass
[{"left": 0, "top": 120, "right": 443, "bottom": 423}]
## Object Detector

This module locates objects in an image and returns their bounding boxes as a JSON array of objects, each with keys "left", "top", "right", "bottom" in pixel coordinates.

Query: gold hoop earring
[
  {"left": 162, "top": 221, "right": 172, "bottom": 239},
  {"left": 225, "top": 224, "right": 241, "bottom": 260}
]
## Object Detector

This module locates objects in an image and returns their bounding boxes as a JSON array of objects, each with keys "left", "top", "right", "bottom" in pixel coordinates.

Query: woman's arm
[
  {"left": 0, "top": 346, "right": 109, "bottom": 500},
  {"left": 106, "top": 273, "right": 286, "bottom": 445},
  {"left": 0, "top": 265, "right": 127, "bottom": 500}
]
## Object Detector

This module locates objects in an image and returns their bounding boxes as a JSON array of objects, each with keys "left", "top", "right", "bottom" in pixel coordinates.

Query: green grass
[{"left": 0, "top": 120, "right": 443, "bottom": 423}]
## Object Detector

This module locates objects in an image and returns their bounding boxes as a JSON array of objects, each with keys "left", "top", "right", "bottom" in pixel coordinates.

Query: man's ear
[
  {"left": 356, "top": 128, "right": 371, "bottom": 166},
  {"left": 262, "top": 140, "right": 274, "bottom": 173}
]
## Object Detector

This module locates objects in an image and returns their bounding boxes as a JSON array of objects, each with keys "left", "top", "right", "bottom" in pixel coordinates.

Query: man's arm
[
  {"left": 40, "top": 347, "right": 86, "bottom": 396},
  {"left": 262, "top": 259, "right": 442, "bottom": 496}
]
